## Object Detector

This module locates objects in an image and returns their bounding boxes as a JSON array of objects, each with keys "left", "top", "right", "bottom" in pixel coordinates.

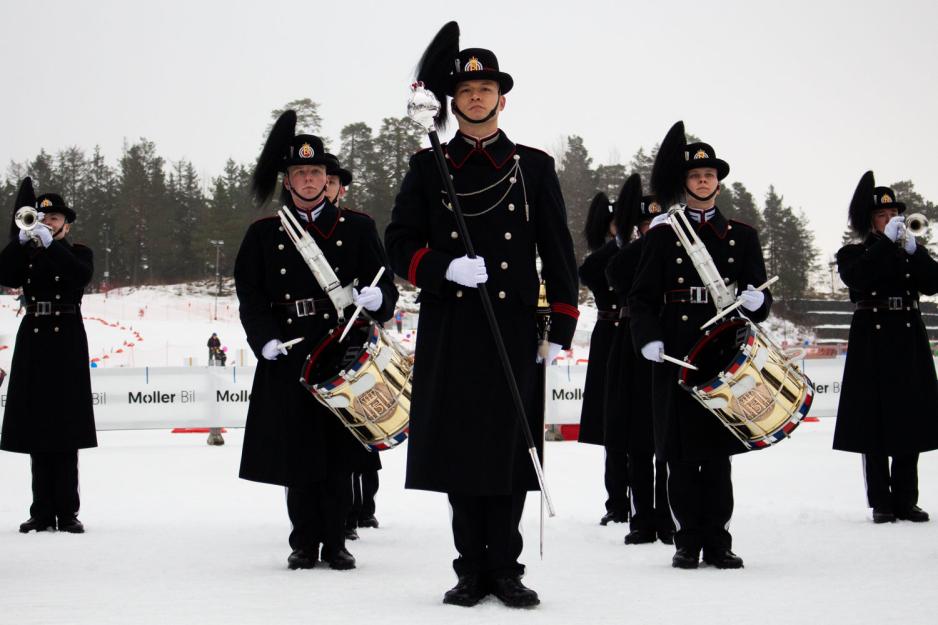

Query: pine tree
[
  {"left": 594, "top": 164, "right": 626, "bottom": 199},
  {"left": 556, "top": 135, "right": 596, "bottom": 261},
  {"left": 338, "top": 122, "right": 379, "bottom": 216},
  {"left": 371, "top": 117, "right": 424, "bottom": 235},
  {"left": 266, "top": 98, "right": 324, "bottom": 140}
]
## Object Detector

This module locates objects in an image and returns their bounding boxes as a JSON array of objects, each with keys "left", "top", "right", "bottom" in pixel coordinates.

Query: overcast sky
[{"left": 2, "top": 0, "right": 936, "bottom": 261}]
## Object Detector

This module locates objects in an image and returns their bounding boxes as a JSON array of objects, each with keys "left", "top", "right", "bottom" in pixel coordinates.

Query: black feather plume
[
  {"left": 848, "top": 170, "right": 875, "bottom": 236},
  {"left": 614, "top": 173, "right": 642, "bottom": 242},
  {"left": 415, "top": 21, "right": 460, "bottom": 128},
  {"left": 252, "top": 110, "right": 297, "bottom": 206},
  {"left": 650, "top": 120, "right": 687, "bottom": 210},
  {"left": 583, "top": 192, "right": 613, "bottom": 251},
  {"left": 9, "top": 177, "right": 36, "bottom": 241}
]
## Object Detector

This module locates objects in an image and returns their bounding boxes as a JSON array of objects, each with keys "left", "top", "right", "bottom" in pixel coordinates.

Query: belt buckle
[
  {"left": 690, "top": 287, "right": 709, "bottom": 304},
  {"left": 888, "top": 296, "right": 903, "bottom": 311},
  {"left": 36, "top": 301, "right": 52, "bottom": 316},
  {"left": 295, "top": 298, "right": 316, "bottom": 317}
]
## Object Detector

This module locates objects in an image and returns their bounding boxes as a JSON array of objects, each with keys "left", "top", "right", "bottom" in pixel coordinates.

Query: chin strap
[
  {"left": 685, "top": 185, "right": 719, "bottom": 203},
  {"left": 452, "top": 101, "right": 500, "bottom": 125}
]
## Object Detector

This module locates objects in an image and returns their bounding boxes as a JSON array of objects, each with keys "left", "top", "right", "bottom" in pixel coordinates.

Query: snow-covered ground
[{"left": 1, "top": 285, "right": 936, "bottom": 624}]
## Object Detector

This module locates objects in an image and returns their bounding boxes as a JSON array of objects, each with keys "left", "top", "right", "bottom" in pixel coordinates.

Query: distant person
[
  {"left": 207, "top": 332, "right": 221, "bottom": 365},
  {"left": 395, "top": 309, "right": 404, "bottom": 333},
  {"left": 834, "top": 172, "right": 938, "bottom": 524},
  {"left": 0, "top": 178, "right": 96, "bottom": 534}
]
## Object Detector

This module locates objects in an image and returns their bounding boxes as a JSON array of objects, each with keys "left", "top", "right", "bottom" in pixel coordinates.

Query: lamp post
[{"left": 208, "top": 240, "right": 224, "bottom": 320}]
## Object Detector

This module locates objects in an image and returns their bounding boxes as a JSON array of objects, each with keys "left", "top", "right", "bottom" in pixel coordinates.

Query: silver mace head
[{"left": 407, "top": 81, "right": 441, "bottom": 132}]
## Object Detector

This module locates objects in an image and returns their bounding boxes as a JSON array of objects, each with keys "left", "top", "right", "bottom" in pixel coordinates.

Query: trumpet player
[
  {"left": 0, "top": 178, "right": 96, "bottom": 534},
  {"left": 834, "top": 172, "right": 938, "bottom": 524},
  {"left": 629, "top": 122, "right": 771, "bottom": 569}
]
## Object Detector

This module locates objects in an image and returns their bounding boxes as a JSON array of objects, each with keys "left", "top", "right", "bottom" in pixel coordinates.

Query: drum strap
[{"left": 856, "top": 297, "right": 919, "bottom": 312}]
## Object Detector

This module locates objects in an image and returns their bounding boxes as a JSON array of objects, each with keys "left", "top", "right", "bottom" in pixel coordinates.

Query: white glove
[
  {"left": 34, "top": 225, "right": 53, "bottom": 248},
  {"left": 18, "top": 229, "right": 30, "bottom": 245},
  {"left": 536, "top": 341, "right": 563, "bottom": 364},
  {"left": 353, "top": 286, "right": 383, "bottom": 311},
  {"left": 445, "top": 255, "right": 488, "bottom": 287},
  {"left": 883, "top": 215, "right": 904, "bottom": 242},
  {"left": 739, "top": 284, "right": 765, "bottom": 312},
  {"left": 649, "top": 214, "right": 670, "bottom": 229},
  {"left": 903, "top": 229, "right": 917, "bottom": 255},
  {"left": 641, "top": 340, "right": 664, "bottom": 363},
  {"left": 261, "top": 339, "right": 288, "bottom": 361}
]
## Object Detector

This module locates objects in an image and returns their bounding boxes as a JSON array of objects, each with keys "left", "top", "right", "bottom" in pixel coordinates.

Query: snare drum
[
  {"left": 678, "top": 318, "right": 814, "bottom": 450},
  {"left": 301, "top": 320, "right": 412, "bottom": 452}
]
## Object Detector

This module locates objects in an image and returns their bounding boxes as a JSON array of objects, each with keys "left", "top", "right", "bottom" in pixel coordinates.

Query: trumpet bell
[
  {"left": 14, "top": 206, "right": 39, "bottom": 231},
  {"left": 905, "top": 212, "right": 929, "bottom": 237}
]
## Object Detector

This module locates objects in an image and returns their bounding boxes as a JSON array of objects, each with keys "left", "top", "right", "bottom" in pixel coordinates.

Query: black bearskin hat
[
  {"left": 415, "top": 21, "right": 461, "bottom": 128},
  {"left": 614, "top": 174, "right": 642, "bottom": 241},
  {"left": 252, "top": 110, "right": 330, "bottom": 206},
  {"left": 583, "top": 192, "right": 614, "bottom": 251},
  {"left": 651, "top": 121, "right": 730, "bottom": 210}
]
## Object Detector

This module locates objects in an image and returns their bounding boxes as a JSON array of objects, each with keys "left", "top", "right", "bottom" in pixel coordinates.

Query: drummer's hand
[
  {"left": 739, "top": 284, "right": 765, "bottom": 312},
  {"left": 353, "top": 286, "right": 383, "bottom": 312},
  {"left": 536, "top": 342, "right": 563, "bottom": 364},
  {"left": 640, "top": 340, "right": 664, "bottom": 363},
  {"left": 261, "top": 339, "right": 289, "bottom": 361},
  {"left": 884, "top": 215, "right": 904, "bottom": 242},
  {"left": 445, "top": 255, "right": 488, "bottom": 287}
]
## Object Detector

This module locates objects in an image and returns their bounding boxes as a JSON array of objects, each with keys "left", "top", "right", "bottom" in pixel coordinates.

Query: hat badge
[
  {"left": 693, "top": 149, "right": 710, "bottom": 160},
  {"left": 881, "top": 193, "right": 893, "bottom": 204},
  {"left": 648, "top": 202, "right": 662, "bottom": 214},
  {"left": 299, "top": 143, "right": 315, "bottom": 159},
  {"left": 39, "top": 198, "right": 52, "bottom": 208},
  {"left": 464, "top": 56, "right": 484, "bottom": 72}
]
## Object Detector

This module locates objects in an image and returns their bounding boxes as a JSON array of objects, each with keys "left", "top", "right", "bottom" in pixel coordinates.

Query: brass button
[
  {"left": 728, "top": 257, "right": 735, "bottom": 264},
  {"left": 278, "top": 244, "right": 285, "bottom": 250},
  {"left": 285, "top": 294, "right": 291, "bottom": 300},
  {"left": 675, "top": 241, "right": 681, "bottom": 247},
  {"left": 33, "top": 328, "right": 39, "bottom": 333},
  {"left": 611, "top": 304, "right": 618, "bottom": 309},
  {"left": 279, "top": 226, "right": 284, "bottom": 232},
  {"left": 510, "top": 177, "right": 517, "bottom": 184},
  {"left": 729, "top": 240, "right": 736, "bottom": 246},
  {"left": 501, "top": 261, "right": 509, "bottom": 270},
  {"left": 55, "top": 311, "right": 60, "bottom": 316},
  {"left": 871, "top": 291, "right": 877, "bottom": 296},
  {"left": 508, "top": 203, "right": 515, "bottom": 212},
  {"left": 55, "top": 295, "right": 61, "bottom": 300},
  {"left": 677, "top": 277, "right": 685, "bottom": 284},
  {"left": 875, "top": 324, "right": 881, "bottom": 329},
  {"left": 54, "top": 327, "right": 59, "bottom": 333},
  {"left": 498, "top": 291, "right": 506, "bottom": 299},
  {"left": 55, "top": 276, "right": 60, "bottom": 281},
  {"left": 336, "top": 240, "right": 343, "bottom": 246},
  {"left": 681, "top": 315, "right": 688, "bottom": 321},
  {"left": 287, "top": 318, "right": 293, "bottom": 324},
  {"left": 339, "top": 217, "right": 346, "bottom": 222},
  {"left": 505, "top": 232, "right": 512, "bottom": 240},
  {"left": 907, "top": 322, "right": 912, "bottom": 327},
  {"left": 906, "top": 274, "right": 911, "bottom": 278},
  {"left": 27, "top": 279, "right": 30, "bottom": 284},
  {"left": 608, "top": 285, "right": 613, "bottom": 291},
  {"left": 614, "top": 321, "right": 619, "bottom": 327},
  {"left": 451, "top": 231, "right": 458, "bottom": 239},
  {"left": 324, "top": 313, "right": 330, "bottom": 320},
  {"left": 873, "top": 308, "right": 878, "bottom": 312},
  {"left": 456, "top": 290, "right": 463, "bottom": 298},
  {"left": 676, "top": 258, "right": 683, "bottom": 264},
  {"left": 280, "top": 268, "right": 286, "bottom": 275}
]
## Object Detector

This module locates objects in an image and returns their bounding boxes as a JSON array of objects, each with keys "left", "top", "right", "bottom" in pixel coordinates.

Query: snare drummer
[
  {"left": 833, "top": 172, "right": 938, "bottom": 524},
  {"left": 629, "top": 121, "right": 772, "bottom": 569},
  {"left": 386, "top": 32, "right": 579, "bottom": 607},
  {"left": 234, "top": 112, "right": 398, "bottom": 571}
]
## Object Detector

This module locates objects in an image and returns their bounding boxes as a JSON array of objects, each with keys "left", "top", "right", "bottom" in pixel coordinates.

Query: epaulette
[
  {"left": 251, "top": 214, "right": 280, "bottom": 225},
  {"left": 72, "top": 242, "right": 89, "bottom": 248},
  {"left": 728, "top": 219, "right": 757, "bottom": 231},
  {"left": 340, "top": 208, "right": 374, "bottom": 221},
  {"left": 414, "top": 146, "right": 433, "bottom": 156},
  {"left": 516, "top": 144, "right": 552, "bottom": 158}
]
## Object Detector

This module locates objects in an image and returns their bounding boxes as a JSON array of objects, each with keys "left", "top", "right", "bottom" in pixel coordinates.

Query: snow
[{"left": 2, "top": 285, "right": 937, "bottom": 624}]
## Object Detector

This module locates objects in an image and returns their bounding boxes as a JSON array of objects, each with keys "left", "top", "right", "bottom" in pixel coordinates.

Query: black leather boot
[
  {"left": 287, "top": 547, "right": 318, "bottom": 570},
  {"left": 490, "top": 575, "right": 540, "bottom": 608},
  {"left": 896, "top": 505, "right": 929, "bottom": 522},
  {"left": 624, "top": 529, "right": 657, "bottom": 545},
  {"left": 872, "top": 508, "right": 896, "bottom": 523},
  {"left": 57, "top": 517, "right": 85, "bottom": 533},
  {"left": 442, "top": 574, "right": 487, "bottom": 607},
  {"left": 671, "top": 547, "right": 700, "bottom": 569},
  {"left": 703, "top": 548, "right": 744, "bottom": 569},
  {"left": 358, "top": 515, "right": 379, "bottom": 529},
  {"left": 321, "top": 546, "right": 356, "bottom": 570},
  {"left": 19, "top": 517, "right": 56, "bottom": 533}
]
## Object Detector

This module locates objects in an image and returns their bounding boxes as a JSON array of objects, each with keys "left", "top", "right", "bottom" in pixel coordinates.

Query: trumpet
[
  {"left": 900, "top": 212, "right": 928, "bottom": 246},
  {"left": 14, "top": 206, "right": 52, "bottom": 245}
]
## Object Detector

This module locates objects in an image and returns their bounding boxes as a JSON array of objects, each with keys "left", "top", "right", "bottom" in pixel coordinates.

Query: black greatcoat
[
  {"left": 577, "top": 239, "right": 620, "bottom": 446},
  {"left": 385, "top": 130, "right": 579, "bottom": 495},
  {"left": 0, "top": 239, "right": 96, "bottom": 453},
  {"left": 235, "top": 200, "right": 398, "bottom": 488},
  {"left": 604, "top": 238, "right": 653, "bottom": 453},
  {"left": 628, "top": 210, "right": 771, "bottom": 461},
  {"left": 833, "top": 233, "right": 938, "bottom": 454}
]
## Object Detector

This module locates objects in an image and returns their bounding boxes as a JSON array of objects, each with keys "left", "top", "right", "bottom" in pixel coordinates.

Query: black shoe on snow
[
  {"left": 345, "top": 527, "right": 359, "bottom": 541},
  {"left": 624, "top": 529, "right": 657, "bottom": 545},
  {"left": 895, "top": 506, "right": 930, "bottom": 522},
  {"left": 287, "top": 548, "right": 318, "bottom": 570},
  {"left": 703, "top": 549, "right": 744, "bottom": 569},
  {"left": 657, "top": 529, "right": 675, "bottom": 545},
  {"left": 672, "top": 548, "right": 700, "bottom": 569},
  {"left": 490, "top": 575, "right": 540, "bottom": 608},
  {"left": 358, "top": 515, "right": 379, "bottom": 529},
  {"left": 57, "top": 517, "right": 85, "bottom": 533},
  {"left": 19, "top": 517, "right": 56, "bottom": 533},
  {"left": 872, "top": 508, "right": 896, "bottom": 524},
  {"left": 442, "top": 574, "right": 487, "bottom": 607},
  {"left": 321, "top": 546, "right": 356, "bottom": 570},
  {"left": 599, "top": 511, "right": 628, "bottom": 526}
]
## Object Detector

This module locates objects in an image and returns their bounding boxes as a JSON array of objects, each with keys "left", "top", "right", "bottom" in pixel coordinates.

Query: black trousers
[
  {"left": 348, "top": 470, "right": 379, "bottom": 526},
  {"left": 604, "top": 448, "right": 630, "bottom": 517},
  {"left": 667, "top": 457, "right": 733, "bottom": 553},
  {"left": 629, "top": 452, "right": 674, "bottom": 534},
  {"left": 863, "top": 453, "right": 919, "bottom": 511},
  {"left": 286, "top": 470, "right": 352, "bottom": 552},
  {"left": 29, "top": 451, "right": 80, "bottom": 522},
  {"left": 448, "top": 492, "right": 526, "bottom": 579}
]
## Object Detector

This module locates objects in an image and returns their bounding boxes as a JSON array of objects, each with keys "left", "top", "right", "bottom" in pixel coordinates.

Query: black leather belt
[
  {"left": 596, "top": 310, "right": 618, "bottom": 321},
  {"left": 664, "top": 287, "right": 709, "bottom": 304},
  {"left": 25, "top": 302, "right": 78, "bottom": 316},
  {"left": 270, "top": 298, "right": 334, "bottom": 317},
  {"left": 856, "top": 298, "right": 919, "bottom": 311}
]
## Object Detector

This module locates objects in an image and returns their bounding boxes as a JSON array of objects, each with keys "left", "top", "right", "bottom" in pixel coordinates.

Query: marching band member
[
  {"left": 234, "top": 112, "right": 398, "bottom": 571},
  {"left": 834, "top": 171, "right": 938, "bottom": 524},
  {"left": 0, "top": 178, "right": 96, "bottom": 534},
  {"left": 629, "top": 121, "right": 771, "bottom": 569},
  {"left": 605, "top": 174, "right": 674, "bottom": 545},
  {"left": 576, "top": 192, "right": 630, "bottom": 526},
  {"left": 386, "top": 25, "right": 579, "bottom": 608}
]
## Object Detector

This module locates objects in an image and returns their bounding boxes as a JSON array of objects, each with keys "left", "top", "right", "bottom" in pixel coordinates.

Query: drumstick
[
  {"left": 661, "top": 353, "right": 699, "bottom": 371},
  {"left": 338, "top": 266, "right": 386, "bottom": 342},
  {"left": 280, "top": 337, "right": 305, "bottom": 350},
  {"left": 700, "top": 276, "right": 779, "bottom": 330}
]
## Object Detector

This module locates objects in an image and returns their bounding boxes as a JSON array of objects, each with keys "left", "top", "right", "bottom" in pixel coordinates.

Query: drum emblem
[
  {"left": 730, "top": 384, "right": 774, "bottom": 423},
  {"left": 353, "top": 382, "right": 396, "bottom": 423}
]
